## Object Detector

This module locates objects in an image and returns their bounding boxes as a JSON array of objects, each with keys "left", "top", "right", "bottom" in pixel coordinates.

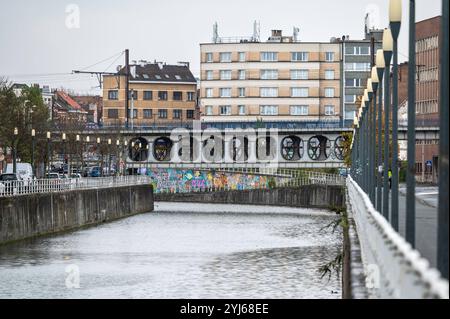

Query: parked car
[
  {"left": 5, "top": 163, "right": 33, "bottom": 184},
  {"left": 46, "top": 173, "right": 62, "bottom": 179},
  {"left": 0, "top": 173, "right": 22, "bottom": 195},
  {"left": 90, "top": 167, "right": 101, "bottom": 178}
]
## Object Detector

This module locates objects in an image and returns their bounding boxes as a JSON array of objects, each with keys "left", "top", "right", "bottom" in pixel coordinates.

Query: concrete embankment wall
[
  {"left": 155, "top": 185, "right": 345, "bottom": 209},
  {"left": 0, "top": 185, "right": 153, "bottom": 245}
]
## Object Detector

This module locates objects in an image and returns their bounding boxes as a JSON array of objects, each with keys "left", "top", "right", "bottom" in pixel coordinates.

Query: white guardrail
[
  {"left": 347, "top": 176, "right": 449, "bottom": 299},
  {"left": 0, "top": 176, "right": 152, "bottom": 198}
]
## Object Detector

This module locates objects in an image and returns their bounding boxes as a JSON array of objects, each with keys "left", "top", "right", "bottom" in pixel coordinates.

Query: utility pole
[{"left": 125, "top": 49, "right": 130, "bottom": 129}]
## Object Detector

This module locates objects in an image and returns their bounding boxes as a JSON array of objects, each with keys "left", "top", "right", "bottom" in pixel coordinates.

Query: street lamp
[
  {"left": 13, "top": 127, "right": 18, "bottom": 174},
  {"left": 370, "top": 68, "right": 380, "bottom": 203},
  {"left": 46, "top": 131, "right": 51, "bottom": 175},
  {"left": 76, "top": 134, "right": 80, "bottom": 175},
  {"left": 85, "top": 136, "right": 90, "bottom": 173},
  {"left": 382, "top": 28, "right": 393, "bottom": 220},
  {"left": 96, "top": 137, "right": 102, "bottom": 177},
  {"left": 108, "top": 138, "right": 112, "bottom": 176},
  {"left": 124, "top": 140, "right": 128, "bottom": 176},
  {"left": 376, "top": 49, "right": 386, "bottom": 211},
  {"left": 31, "top": 129, "right": 36, "bottom": 177},
  {"left": 390, "top": 0, "right": 402, "bottom": 232},
  {"left": 62, "top": 133, "right": 66, "bottom": 175},
  {"left": 406, "top": 0, "right": 417, "bottom": 248}
]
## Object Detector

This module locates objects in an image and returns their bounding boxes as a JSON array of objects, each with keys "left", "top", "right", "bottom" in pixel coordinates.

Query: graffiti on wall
[{"left": 146, "top": 169, "right": 287, "bottom": 193}]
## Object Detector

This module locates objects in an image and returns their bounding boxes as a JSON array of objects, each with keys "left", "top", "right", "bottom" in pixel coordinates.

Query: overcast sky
[{"left": 0, "top": 0, "right": 442, "bottom": 95}]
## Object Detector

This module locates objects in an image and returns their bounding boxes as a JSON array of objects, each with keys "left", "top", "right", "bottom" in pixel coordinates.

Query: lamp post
[
  {"left": 108, "top": 138, "right": 112, "bottom": 176},
  {"left": 367, "top": 79, "right": 374, "bottom": 202},
  {"left": 406, "top": 0, "right": 417, "bottom": 248},
  {"left": 390, "top": 0, "right": 402, "bottom": 232},
  {"left": 62, "top": 133, "right": 66, "bottom": 175},
  {"left": 371, "top": 68, "right": 379, "bottom": 204},
  {"left": 124, "top": 140, "right": 128, "bottom": 176},
  {"left": 13, "top": 127, "right": 18, "bottom": 174},
  {"left": 376, "top": 50, "right": 386, "bottom": 212},
  {"left": 438, "top": 0, "right": 449, "bottom": 280},
  {"left": 46, "top": 131, "right": 51, "bottom": 175},
  {"left": 85, "top": 136, "right": 90, "bottom": 174},
  {"left": 131, "top": 141, "right": 135, "bottom": 176},
  {"left": 76, "top": 135, "right": 80, "bottom": 175},
  {"left": 96, "top": 137, "right": 102, "bottom": 177},
  {"left": 116, "top": 140, "right": 120, "bottom": 176},
  {"left": 31, "top": 129, "right": 36, "bottom": 177},
  {"left": 138, "top": 142, "right": 142, "bottom": 175},
  {"left": 382, "top": 28, "right": 393, "bottom": 220}
]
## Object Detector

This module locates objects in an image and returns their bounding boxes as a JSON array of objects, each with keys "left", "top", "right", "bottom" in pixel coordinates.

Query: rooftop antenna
[
  {"left": 293, "top": 26, "right": 300, "bottom": 42},
  {"left": 213, "top": 22, "right": 219, "bottom": 43},
  {"left": 252, "top": 21, "right": 260, "bottom": 42}
]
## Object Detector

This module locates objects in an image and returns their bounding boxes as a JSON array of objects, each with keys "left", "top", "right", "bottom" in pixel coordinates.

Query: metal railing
[
  {"left": 350, "top": 0, "right": 448, "bottom": 292},
  {"left": 0, "top": 176, "right": 152, "bottom": 198},
  {"left": 347, "top": 176, "right": 448, "bottom": 299}
]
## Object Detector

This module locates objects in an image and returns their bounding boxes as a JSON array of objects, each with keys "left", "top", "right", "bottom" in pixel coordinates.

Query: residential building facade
[
  {"left": 339, "top": 21, "right": 383, "bottom": 126},
  {"left": 53, "top": 90, "right": 88, "bottom": 123},
  {"left": 102, "top": 62, "right": 197, "bottom": 128},
  {"left": 415, "top": 16, "right": 441, "bottom": 183},
  {"left": 199, "top": 29, "right": 342, "bottom": 129}
]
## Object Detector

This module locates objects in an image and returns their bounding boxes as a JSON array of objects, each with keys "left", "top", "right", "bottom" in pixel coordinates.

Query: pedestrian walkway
[{"left": 392, "top": 186, "right": 438, "bottom": 268}]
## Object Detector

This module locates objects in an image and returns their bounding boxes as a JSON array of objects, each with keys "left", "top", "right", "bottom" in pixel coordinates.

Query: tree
[{"left": 0, "top": 80, "right": 50, "bottom": 172}]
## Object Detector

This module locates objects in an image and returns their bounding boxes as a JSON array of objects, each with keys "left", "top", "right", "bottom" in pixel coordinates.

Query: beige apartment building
[
  {"left": 200, "top": 29, "right": 341, "bottom": 129},
  {"left": 102, "top": 62, "right": 197, "bottom": 128}
]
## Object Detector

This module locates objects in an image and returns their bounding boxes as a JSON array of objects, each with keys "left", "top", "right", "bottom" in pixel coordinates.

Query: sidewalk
[{"left": 394, "top": 185, "right": 438, "bottom": 268}]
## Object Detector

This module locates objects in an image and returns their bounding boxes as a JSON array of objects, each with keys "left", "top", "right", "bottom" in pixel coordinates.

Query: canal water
[{"left": 0, "top": 202, "right": 342, "bottom": 299}]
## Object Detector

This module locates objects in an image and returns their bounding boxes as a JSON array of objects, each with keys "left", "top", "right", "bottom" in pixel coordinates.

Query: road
[{"left": 395, "top": 186, "right": 438, "bottom": 268}]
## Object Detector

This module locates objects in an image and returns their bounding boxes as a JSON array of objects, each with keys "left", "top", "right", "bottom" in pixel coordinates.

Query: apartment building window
[
  {"left": 260, "top": 105, "right": 278, "bottom": 116},
  {"left": 143, "top": 109, "right": 153, "bottom": 119},
  {"left": 346, "top": 46, "right": 370, "bottom": 55},
  {"left": 290, "top": 105, "right": 309, "bottom": 116},
  {"left": 220, "top": 106, "right": 232, "bottom": 115},
  {"left": 173, "top": 109, "right": 182, "bottom": 119},
  {"left": 260, "top": 87, "right": 278, "bottom": 97},
  {"left": 238, "top": 70, "right": 246, "bottom": 80},
  {"left": 238, "top": 105, "right": 246, "bottom": 115},
  {"left": 291, "top": 52, "right": 309, "bottom": 61},
  {"left": 187, "top": 92, "right": 195, "bottom": 101},
  {"left": 205, "top": 106, "right": 213, "bottom": 115},
  {"left": 206, "top": 53, "right": 213, "bottom": 62},
  {"left": 260, "top": 52, "right": 278, "bottom": 61},
  {"left": 220, "top": 52, "right": 232, "bottom": 62},
  {"left": 220, "top": 70, "right": 232, "bottom": 80},
  {"left": 186, "top": 110, "right": 195, "bottom": 119},
  {"left": 345, "top": 63, "right": 371, "bottom": 71},
  {"left": 206, "top": 88, "right": 213, "bottom": 98},
  {"left": 345, "top": 95, "right": 356, "bottom": 103},
  {"left": 158, "top": 109, "right": 168, "bottom": 119},
  {"left": 158, "top": 91, "right": 168, "bottom": 101},
  {"left": 220, "top": 88, "right": 232, "bottom": 98},
  {"left": 325, "top": 88, "right": 335, "bottom": 98},
  {"left": 345, "top": 78, "right": 362, "bottom": 87},
  {"left": 143, "top": 91, "right": 153, "bottom": 100},
  {"left": 108, "top": 90, "right": 118, "bottom": 100},
  {"left": 345, "top": 110, "right": 356, "bottom": 120},
  {"left": 107, "top": 109, "right": 119, "bottom": 119},
  {"left": 239, "top": 52, "right": 246, "bottom": 62},
  {"left": 128, "top": 90, "right": 138, "bottom": 100},
  {"left": 325, "top": 70, "right": 335, "bottom": 80},
  {"left": 173, "top": 91, "right": 183, "bottom": 101},
  {"left": 325, "top": 105, "right": 335, "bottom": 116},
  {"left": 238, "top": 88, "right": 246, "bottom": 97},
  {"left": 291, "top": 87, "right": 309, "bottom": 98},
  {"left": 206, "top": 70, "right": 213, "bottom": 80},
  {"left": 291, "top": 69, "right": 309, "bottom": 80},
  {"left": 325, "top": 52, "right": 335, "bottom": 62},
  {"left": 261, "top": 69, "right": 278, "bottom": 80}
]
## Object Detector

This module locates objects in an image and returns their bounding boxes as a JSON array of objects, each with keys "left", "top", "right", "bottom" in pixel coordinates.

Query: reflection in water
[{"left": 0, "top": 202, "right": 342, "bottom": 299}]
